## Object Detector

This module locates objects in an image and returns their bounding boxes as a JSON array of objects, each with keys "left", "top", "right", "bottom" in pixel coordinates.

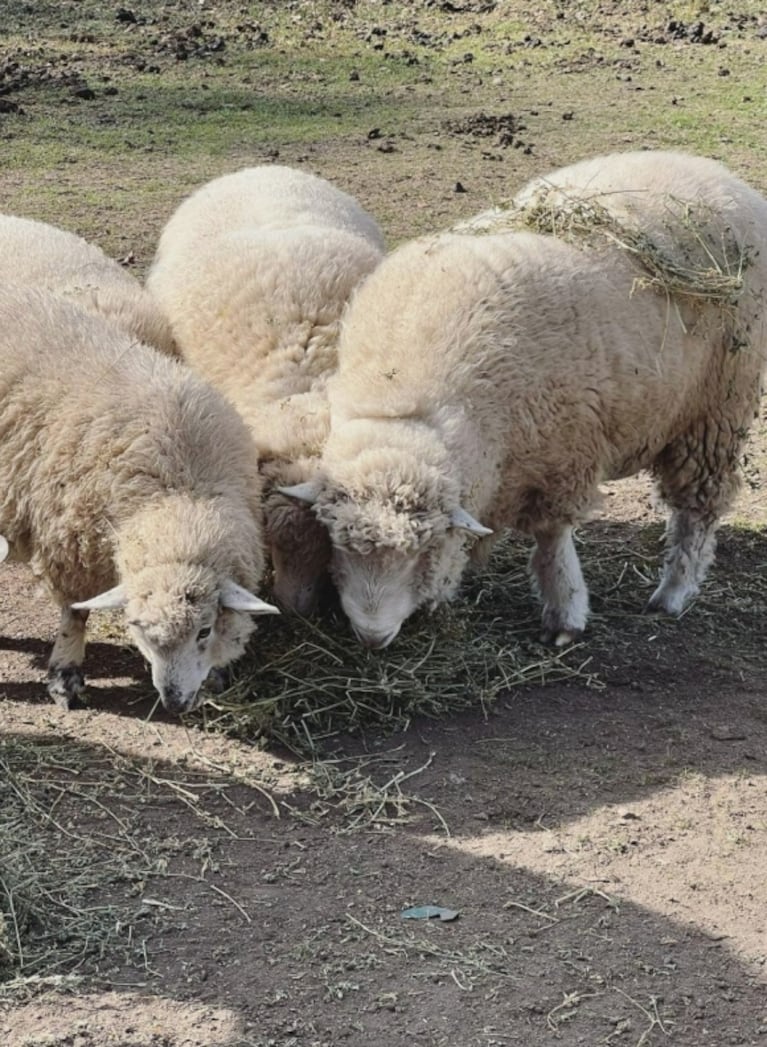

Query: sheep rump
[
  {"left": 296, "top": 150, "right": 767, "bottom": 647},
  {"left": 0, "top": 213, "right": 177, "bottom": 355},
  {"left": 146, "top": 165, "right": 385, "bottom": 615},
  {"left": 0, "top": 284, "right": 277, "bottom": 713}
]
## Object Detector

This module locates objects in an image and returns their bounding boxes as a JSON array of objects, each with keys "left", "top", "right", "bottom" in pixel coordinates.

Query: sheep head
[
  {"left": 73, "top": 564, "right": 277, "bottom": 714},
  {"left": 262, "top": 458, "right": 333, "bottom": 617},
  {"left": 279, "top": 451, "right": 491, "bottom": 648},
  {"left": 74, "top": 498, "right": 278, "bottom": 714}
]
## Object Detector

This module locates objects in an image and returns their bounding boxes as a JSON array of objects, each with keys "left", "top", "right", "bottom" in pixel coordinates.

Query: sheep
[
  {"left": 0, "top": 213, "right": 177, "bottom": 356},
  {"left": 279, "top": 151, "right": 767, "bottom": 648},
  {"left": 146, "top": 165, "right": 385, "bottom": 615},
  {"left": 0, "top": 283, "right": 279, "bottom": 714}
]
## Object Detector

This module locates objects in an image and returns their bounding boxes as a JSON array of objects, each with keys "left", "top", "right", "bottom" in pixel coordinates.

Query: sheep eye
[{"left": 197, "top": 626, "right": 212, "bottom": 642}]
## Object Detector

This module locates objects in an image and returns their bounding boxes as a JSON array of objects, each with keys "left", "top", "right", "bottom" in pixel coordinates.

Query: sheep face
[
  {"left": 281, "top": 457, "right": 492, "bottom": 646},
  {"left": 312, "top": 491, "right": 489, "bottom": 648},
  {"left": 74, "top": 564, "right": 278, "bottom": 714},
  {"left": 330, "top": 544, "right": 427, "bottom": 648},
  {"left": 127, "top": 571, "right": 246, "bottom": 713},
  {"left": 265, "top": 492, "right": 333, "bottom": 616}
]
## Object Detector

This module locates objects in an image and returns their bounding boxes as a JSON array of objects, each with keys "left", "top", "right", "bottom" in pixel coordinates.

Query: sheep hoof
[
  {"left": 645, "top": 587, "right": 687, "bottom": 616},
  {"left": 540, "top": 627, "right": 582, "bottom": 648},
  {"left": 47, "top": 666, "right": 86, "bottom": 710}
]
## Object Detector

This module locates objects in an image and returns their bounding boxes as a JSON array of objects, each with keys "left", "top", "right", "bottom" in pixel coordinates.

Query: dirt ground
[
  {"left": 3, "top": 2, "right": 767, "bottom": 1046},
  {"left": 3, "top": 473, "right": 767, "bottom": 1047}
]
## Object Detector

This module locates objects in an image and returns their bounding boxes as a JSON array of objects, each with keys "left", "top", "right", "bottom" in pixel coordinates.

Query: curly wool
[
  {"left": 317, "top": 150, "right": 767, "bottom": 621},
  {"left": 0, "top": 284, "right": 267, "bottom": 664},
  {"left": 147, "top": 165, "right": 385, "bottom": 610},
  {"left": 314, "top": 441, "right": 459, "bottom": 554},
  {"left": 0, "top": 213, "right": 176, "bottom": 356}
]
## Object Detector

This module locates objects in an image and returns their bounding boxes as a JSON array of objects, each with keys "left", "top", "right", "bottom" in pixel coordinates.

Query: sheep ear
[
  {"left": 72, "top": 584, "right": 128, "bottom": 611},
  {"left": 449, "top": 507, "right": 494, "bottom": 537},
  {"left": 219, "top": 579, "right": 280, "bottom": 615},
  {"left": 276, "top": 481, "right": 319, "bottom": 504},
  {"left": 0, "top": 536, "right": 8, "bottom": 563}
]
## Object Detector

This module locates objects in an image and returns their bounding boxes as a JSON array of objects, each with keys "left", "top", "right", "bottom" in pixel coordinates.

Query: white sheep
[
  {"left": 0, "top": 284, "right": 278, "bottom": 713},
  {"left": 146, "top": 165, "right": 385, "bottom": 615},
  {"left": 280, "top": 151, "right": 767, "bottom": 647},
  {"left": 0, "top": 213, "right": 177, "bottom": 356}
]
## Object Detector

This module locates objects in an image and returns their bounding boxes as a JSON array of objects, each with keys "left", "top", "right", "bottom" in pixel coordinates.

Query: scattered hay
[
  {"left": 195, "top": 534, "right": 602, "bottom": 754},
  {"left": 0, "top": 739, "right": 141, "bottom": 998},
  {"left": 0, "top": 736, "right": 257, "bottom": 1002},
  {"left": 522, "top": 188, "right": 751, "bottom": 307},
  {"left": 455, "top": 186, "right": 753, "bottom": 311},
  {"left": 286, "top": 749, "right": 451, "bottom": 836}
]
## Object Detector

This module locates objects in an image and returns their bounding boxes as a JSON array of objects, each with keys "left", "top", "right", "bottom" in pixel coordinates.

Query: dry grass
[
  {"left": 195, "top": 534, "right": 603, "bottom": 755},
  {"left": 522, "top": 188, "right": 752, "bottom": 308},
  {"left": 0, "top": 735, "right": 261, "bottom": 1002},
  {"left": 196, "top": 499, "right": 767, "bottom": 754},
  {"left": 457, "top": 187, "right": 753, "bottom": 315}
]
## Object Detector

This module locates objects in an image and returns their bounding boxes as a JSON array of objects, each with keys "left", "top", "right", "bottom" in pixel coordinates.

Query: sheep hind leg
[
  {"left": 650, "top": 417, "right": 744, "bottom": 616},
  {"left": 647, "top": 509, "right": 718, "bottom": 616},
  {"left": 47, "top": 607, "right": 90, "bottom": 709},
  {"left": 530, "top": 524, "right": 589, "bottom": 646}
]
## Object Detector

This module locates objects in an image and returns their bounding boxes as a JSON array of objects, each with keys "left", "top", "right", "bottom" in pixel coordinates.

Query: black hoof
[{"left": 47, "top": 666, "right": 86, "bottom": 710}]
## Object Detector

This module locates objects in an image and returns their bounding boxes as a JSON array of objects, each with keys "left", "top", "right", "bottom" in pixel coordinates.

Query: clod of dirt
[
  {"left": 156, "top": 24, "right": 227, "bottom": 61},
  {"left": 710, "top": 725, "right": 748, "bottom": 741},
  {"left": 666, "top": 20, "right": 719, "bottom": 45},
  {"left": 442, "top": 111, "right": 525, "bottom": 150}
]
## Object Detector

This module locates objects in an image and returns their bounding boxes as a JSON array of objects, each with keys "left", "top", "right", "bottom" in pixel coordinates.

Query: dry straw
[
  {"left": 460, "top": 185, "right": 753, "bottom": 313},
  {"left": 196, "top": 535, "right": 603, "bottom": 754},
  {"left": 0, "top": 735, "right": 263, "bottom": 1001},
  {"left": 523, "top": 187, "right": 751, "bottom": 307}
]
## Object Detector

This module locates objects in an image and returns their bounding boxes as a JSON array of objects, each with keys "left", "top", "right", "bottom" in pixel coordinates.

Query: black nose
[{"left": 160, "top": 685, "right": 186, "bottom": 714}]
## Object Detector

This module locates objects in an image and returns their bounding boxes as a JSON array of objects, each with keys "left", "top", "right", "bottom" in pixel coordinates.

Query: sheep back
[{"left": 0, "top": 213, "right": 177, "bottom": 356}]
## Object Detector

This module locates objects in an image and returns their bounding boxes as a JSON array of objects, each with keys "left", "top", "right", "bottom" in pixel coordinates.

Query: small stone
[{"left": 710, "top": 724, "right": 746, "bottom": 741}]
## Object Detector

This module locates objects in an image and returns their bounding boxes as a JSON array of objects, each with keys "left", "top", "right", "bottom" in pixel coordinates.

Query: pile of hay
[{"left": 195, "top": 534, "right": 603, "bottom": 754}]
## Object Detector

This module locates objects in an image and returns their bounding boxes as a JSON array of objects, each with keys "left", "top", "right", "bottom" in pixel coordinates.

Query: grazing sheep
[
  {"left": 146, "top": 165, "right": 385, "bottom": 614},
  {"left": 0, "top": 213, "right": 177, "bottom": 355},
  {"left": 0, "top": 284, "right": 278, "bottom": 713},
  {"left": 280, "top": 151, "right": 767, "bottom": 647}
]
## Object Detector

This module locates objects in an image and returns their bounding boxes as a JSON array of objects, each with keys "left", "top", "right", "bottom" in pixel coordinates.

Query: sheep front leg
[
  {"left": 530, "top": 525, "right": 589, "bottom": 646},
  {"left": 47, "top": 607, "right": 90, "bottom": 709},
  {"left": 647, "top": 509, "right": 717, "bottom": 616}
]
